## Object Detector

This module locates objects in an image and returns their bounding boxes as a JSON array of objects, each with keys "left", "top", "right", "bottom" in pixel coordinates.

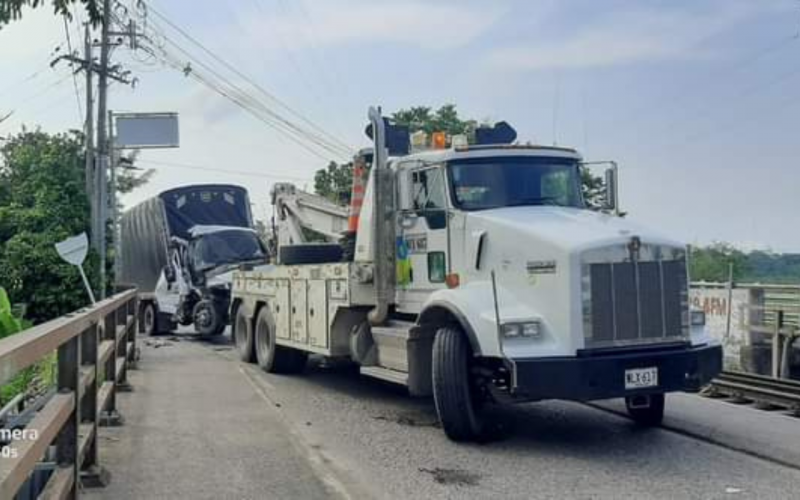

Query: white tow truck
[{"left": 231, "top": 108, "right": 722, "bottom": 441}]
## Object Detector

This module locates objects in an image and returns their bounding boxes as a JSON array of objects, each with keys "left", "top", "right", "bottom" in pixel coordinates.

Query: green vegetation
[
  {"left": 0, "top": 128, "right": 150, "bottom": 404},
  {"left": 0, "top": 287, "right": 55, "bottom": 406},
  {"left": 0, "top": 129, "right": 99, "bottom": 324},
  {"left": 0, "top": 0, "right": 101, "bottom": 27},
  {"left": 689, "top": 242, "right": 800, "bottom": 284},
  {"left": 314, "top": 160, "right": 355, "bottom": 206}
]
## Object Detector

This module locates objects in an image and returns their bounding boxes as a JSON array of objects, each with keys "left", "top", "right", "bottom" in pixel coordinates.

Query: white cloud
[
  {"left": 485, "top": 1, "right": 779, "bottom": 71},
  {"left": 241, "top": 0, "right": 505, "bottom": 51}
]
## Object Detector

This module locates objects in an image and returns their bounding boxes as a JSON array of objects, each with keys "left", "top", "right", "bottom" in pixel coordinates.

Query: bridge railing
[{"left": 0, "top": 289, "right": 138, "bottom": 499}]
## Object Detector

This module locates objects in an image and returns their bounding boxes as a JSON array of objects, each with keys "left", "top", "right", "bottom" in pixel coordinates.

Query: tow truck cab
[{"left": 359, "top": 143, "right": 721, "bottom": 408}]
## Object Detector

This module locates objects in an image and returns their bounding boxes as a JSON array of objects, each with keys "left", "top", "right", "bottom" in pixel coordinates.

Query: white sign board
[
  {"left": 115, "top": 112, "right": 179, "bottom": 149},
  {"left": 55, "top": 232, "right": 89, "bottom": 266},
  {"left": 690, "top": 287, "right": 752, "bottom": 369},
  {"left": 55, "top": 232, "right": 96, "bottom": 304}
]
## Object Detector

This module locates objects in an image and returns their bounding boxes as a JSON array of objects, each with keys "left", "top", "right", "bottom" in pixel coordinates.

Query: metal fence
[{"left": 0, "top": 289, "right": 138, "bottom": 499}]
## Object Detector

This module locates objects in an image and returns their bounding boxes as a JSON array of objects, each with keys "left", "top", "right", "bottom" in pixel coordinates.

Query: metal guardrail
[
  {"left": 0, "top": 289, "right": 138, "bottom": 499},
  {"left": 738, "top": 305, "right": 799, "bottom": 379},
  {"left": 710, "top": 371, "right": 800, "bottom": 414}
]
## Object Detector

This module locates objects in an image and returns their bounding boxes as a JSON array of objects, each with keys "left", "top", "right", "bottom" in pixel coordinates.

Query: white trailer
[{"left": 231, "top": 108, "right": 722, "bottom": 441}]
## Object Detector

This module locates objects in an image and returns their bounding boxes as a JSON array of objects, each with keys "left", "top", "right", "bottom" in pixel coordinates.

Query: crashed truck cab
[{"left": 354, "top": 131, "right": 721, "bottom": 404}]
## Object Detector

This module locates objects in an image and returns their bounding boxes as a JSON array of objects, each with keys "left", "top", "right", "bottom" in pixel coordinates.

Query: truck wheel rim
[
  {"left": 256, "top": 317, "right": 271, "bottom": 362},
  {"left": 197, "top": 307, "right": 210, "bottom": 327},
  {"left": 144, "top": 306, "right": 154, "bottom": 333}
]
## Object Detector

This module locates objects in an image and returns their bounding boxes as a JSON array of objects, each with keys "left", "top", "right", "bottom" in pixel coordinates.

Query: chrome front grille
[{"left": 584, "top": 259, "right": 689, "bottom": 348}]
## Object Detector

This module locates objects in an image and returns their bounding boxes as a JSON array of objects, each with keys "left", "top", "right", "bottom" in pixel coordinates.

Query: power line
[
  {"left": 0, "top": 39, "right": 66, "bottom": 98},
  {"left": 3, "top": 72, "right": 74, "bottom": 110},
  {"left": 139, "top": 40, "right": 335, "bottom": 161},
  {"left": 138, "top": 16, "right": 346, "bottom": 159},
  {"left": 141, "top": 0, "right": 353, "bottom": 157},
  {"left": 124, "top": 3, "right": 353, "bottom": 161},
  {"left": 63, "top": 14, "right": 84, "bottom": 121},
  {"left": 146, "top": 33, "right": 349, "bottom": 161},
  {"left": 137, "top": 158, "right": 314, "bottom": 182}
]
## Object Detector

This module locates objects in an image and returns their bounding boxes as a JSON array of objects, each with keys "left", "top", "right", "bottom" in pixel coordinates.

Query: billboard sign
[{"left": 114, "top": 112, "right": 179, "bottom": 149}]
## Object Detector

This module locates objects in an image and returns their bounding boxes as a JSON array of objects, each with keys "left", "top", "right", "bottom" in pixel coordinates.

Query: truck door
[
  {"left": 155, "top": 243, "right": 187, "bottom": 315},
  {"left": 395, "top": 163, "right": 449, "bottom": 313}
]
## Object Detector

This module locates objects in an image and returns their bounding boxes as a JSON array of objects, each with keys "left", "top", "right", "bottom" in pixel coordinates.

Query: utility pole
[
  {"left": 96, "top": 0, "right": 112, "bottom": 298},
  {"left": 52, "top": 3, "right": 133, "bottom": 299},
  {"left": 83, "top": 23, "right": 96, "bottom": 249},
  {"left": 109, "top": 109, "right": 120, "bottom": 281}
]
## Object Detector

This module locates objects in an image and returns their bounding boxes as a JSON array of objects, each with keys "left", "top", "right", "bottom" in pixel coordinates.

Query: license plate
[{"left": 625, "top": 367, "right": 658, "bottom": 389}]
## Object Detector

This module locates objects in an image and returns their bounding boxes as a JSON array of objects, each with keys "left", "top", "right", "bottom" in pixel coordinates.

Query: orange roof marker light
[{"left": 432, "top": 131, "right": 447, "bottom": 149}]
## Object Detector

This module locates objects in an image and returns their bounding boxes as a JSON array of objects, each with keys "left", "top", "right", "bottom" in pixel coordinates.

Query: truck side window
[{"left": 411, "top": 167, "right": 447, "bottom": 229}]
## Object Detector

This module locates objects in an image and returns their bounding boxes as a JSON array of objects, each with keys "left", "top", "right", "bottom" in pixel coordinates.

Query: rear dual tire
[
  {"left": 234, "top": 305, "right": 255, "bottom": 363},
  {"left": 234, "top": 305, "right": 307, "bottom": 373},
  {"left": 254, "top": 307, "right": 308, "bottom": 373}
]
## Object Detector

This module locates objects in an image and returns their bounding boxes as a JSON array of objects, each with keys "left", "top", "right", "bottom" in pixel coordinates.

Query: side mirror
[
  {"left": 163, "top": 265, "right": 176, "bottom": 283},
  {"left": 604, "top": 166, "right": 619, "bottom": 215}
]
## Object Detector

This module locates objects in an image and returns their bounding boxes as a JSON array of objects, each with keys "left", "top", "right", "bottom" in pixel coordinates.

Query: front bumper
[{"left": 510, "top": 343, "right": 722, "bottom": 401}]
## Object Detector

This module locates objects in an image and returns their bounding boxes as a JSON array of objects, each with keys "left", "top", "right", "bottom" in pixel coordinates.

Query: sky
[{"left": 1, "top": 0, "right": 799, "bottom": 252}]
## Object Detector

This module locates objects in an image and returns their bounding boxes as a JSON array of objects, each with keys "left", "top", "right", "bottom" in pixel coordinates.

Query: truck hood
[{"left": 468, "top": 206, "right": 684, "bottom": 253}]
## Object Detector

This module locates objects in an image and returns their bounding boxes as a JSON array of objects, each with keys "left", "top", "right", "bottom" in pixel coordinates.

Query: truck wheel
[
  {"left": 254, "top": 306, "right": 308, "bottom": 374},
  {"left": 193, "top": 300, "right": 224, "bottom": 336},
  {"left": 625, "top": 393, "right": 665, "bottom": 426},
  {"left": 432, "top": 326, "right": 484, "bottom": 441},
  {"left": 233, "top": 306, "right": 255, "bottom": 362},
  {"left": 141, "top": 302, "right": 157, "bottom": 336},
  {"left": 279, "top": 244, "right": 343, "bottom": 265}
]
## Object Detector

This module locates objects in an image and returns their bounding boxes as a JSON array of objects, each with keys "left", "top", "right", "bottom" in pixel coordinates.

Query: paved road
[
  {"left": 92, "top": 331, "right": 800, "bottom": 499},
  {"left": 85, "top": 334, "right": 342, "bottom": 500}
]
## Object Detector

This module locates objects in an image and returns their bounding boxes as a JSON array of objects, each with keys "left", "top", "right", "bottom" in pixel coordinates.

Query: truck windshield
[
  {"left": 192, "top": 230, "right": 266, "bottom": 271},
  {"left": 448, "top": 156, "right": 584, "bottom": 210}
]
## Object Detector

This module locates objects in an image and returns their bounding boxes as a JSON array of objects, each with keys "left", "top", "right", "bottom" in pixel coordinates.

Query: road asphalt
[
  {"left": 87, "top": 331, "right": 800, "bottom": 499},
  {"left": 84, "top": 334, "right": 344, "bottom": 500}
]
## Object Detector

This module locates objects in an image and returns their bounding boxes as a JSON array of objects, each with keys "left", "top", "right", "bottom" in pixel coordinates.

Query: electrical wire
[
  {"left": 63, "top": 14, "right": 84, "bottom": 121},
  {"left": 122, "top": 4, "right": 351, "bottom": 160},
  {"left": 136, "top": 158, "right": 314, "bottom": 182},
  {"left": 141, "top": 0, "right": 353, "bottom": 157},
  {"left": 138, "top": 39, "right": 337, "bottom": 161},
  {"left": 138, "top": 15, "right": 350, "bottom": 160},
  {"left": 3, "top": 72, "right": 75, "bottom": 110}
]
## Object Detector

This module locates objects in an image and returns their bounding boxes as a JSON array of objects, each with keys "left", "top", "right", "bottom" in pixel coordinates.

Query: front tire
[
  {"left": 254, "top": 306, "right": 308, "bottom": 374},
  {"left": 141, "top": 302, "right": 157, "bottom": 336},
  {"left": 234, "top": 305, "right": 255, "bottom": 363},
  {"left": 625, "top": 393, "right": 665, "bottom": 426},
  {"left": 193, "top": 300, "right": 225, "bottom": 336},
  {"left": 432, "top": 326, "right": 484, "bottom": 441}
]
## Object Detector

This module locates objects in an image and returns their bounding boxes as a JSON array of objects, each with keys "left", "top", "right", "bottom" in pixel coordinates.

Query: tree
[
  {"left": 0, "top": 129, "right": 99, "bottom": 323},
  {"left": 116, "top": 150, "right": 155, "bottom": 195},
  {"left": 0, "top": 0, "right": 101, "bottom": 27},
  {"left": 314, "top": 160, "right": 355, "bottom": 205},
  {"left": 689, "top": 242, "right": 749, "bottom": 282},
  {"left": 391, "top": 104, "right": 479, "bottom": 139},
  {"left": 314, "top": 103, "right": 607, "bottom": 207}
]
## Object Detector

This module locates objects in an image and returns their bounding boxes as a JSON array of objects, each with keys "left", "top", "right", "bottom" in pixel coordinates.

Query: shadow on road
[{"left": 169, "top": 329, "right": 665, "bottom": 458}]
